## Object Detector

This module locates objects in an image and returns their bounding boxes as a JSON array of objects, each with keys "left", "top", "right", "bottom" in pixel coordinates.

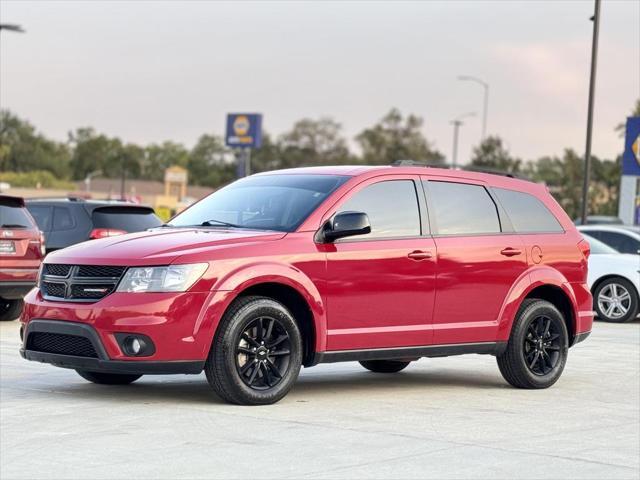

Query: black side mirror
[{"left": 321, "top": 211, "right": 371, "bottom": 242}]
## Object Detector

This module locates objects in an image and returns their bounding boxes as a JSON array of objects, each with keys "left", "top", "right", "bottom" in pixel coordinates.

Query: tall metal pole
[
  {"left": 580, "top": 0, "right": 601, "bottom": 225},
  {"left": 451, "top": 120, "right": 461, "bottom": 168},
  {"left": 458, "top": 75, "right": 489, "bottom": 141},
  {"left": 120, "top": 156, "right": 126, "bottom": 200}
]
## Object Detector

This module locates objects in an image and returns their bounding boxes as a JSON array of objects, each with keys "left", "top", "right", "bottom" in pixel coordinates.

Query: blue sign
[
  {"left": 622, "top": 116, "right": 640, "bottom": 176},
  {"left": 225, "top": 113, "right": 263, "bottom": 148}
]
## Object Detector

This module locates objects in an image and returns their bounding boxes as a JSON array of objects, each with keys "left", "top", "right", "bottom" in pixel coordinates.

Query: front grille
[
  {"left": 40, "top": 264, "right": 126, "bottom": 303},
  {"left": 27, "top": 332, "right": 98, "bottom": 358},
  {"left": 45, "top": 264, "right": 71, "bottom": 277}
]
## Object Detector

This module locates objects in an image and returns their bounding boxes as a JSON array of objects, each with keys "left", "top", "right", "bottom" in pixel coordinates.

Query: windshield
[
  {"left": 169, "top": 174, "right": 349, "bottom": 232},
  {"left": 583, "top": 234, "right": 619, "bottom": 254}
]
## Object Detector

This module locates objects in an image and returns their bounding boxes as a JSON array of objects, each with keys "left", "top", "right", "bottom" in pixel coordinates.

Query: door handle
[
  {"left": 500, "top": 247, "right": 522, "bottom": 257},
  {"left": 407, "top": 250, "right": 433, "bottom": 260}
]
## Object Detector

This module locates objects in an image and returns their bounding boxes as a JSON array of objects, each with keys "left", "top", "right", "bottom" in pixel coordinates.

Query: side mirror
[{"left": 321, "top": 211, "right": 371, "bottom": 242}]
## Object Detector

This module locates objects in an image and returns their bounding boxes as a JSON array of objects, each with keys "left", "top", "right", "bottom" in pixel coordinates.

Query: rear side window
[
  {"left": 26, "top": 205, "right": 53, "bottom": 231},
  {"left": 338, "top": 180, "right": 421, "bottom": 238},
  {"left": 427, "top": 181, "right": 500, "bottom": 235},
  {"left": 0, "top": 205, "right": 34, "bottom": 229},
  {"left": 493, "top": 188, "right": 563, "bottom": 233},
  {"left": 53, "top": 207, "right": 75, "bottom": 231},
  {"left": 92, "top": 207, "right": 162, "bottom": 232}
]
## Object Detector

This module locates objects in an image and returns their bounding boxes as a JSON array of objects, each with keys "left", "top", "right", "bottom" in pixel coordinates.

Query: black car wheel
[
  {"left": 497, "top": 298, "right": 568, "bottom": 389},
  {"left": 205, "top": 296, "right": 303, "bottom": 405},
  {"left": 0, "top": 299, "right": 23, "bottom": 322},
  {"left": 359, "top": 360, "right": 411, "bottom": 373},
  {"left": 76, "top": 370, "right": 142, "bottom": 385},
  {"left": 594, "top": 277, "right": 638, "bottom": 323}
]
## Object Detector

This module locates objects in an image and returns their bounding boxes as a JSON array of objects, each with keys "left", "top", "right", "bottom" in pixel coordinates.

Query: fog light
[
  {"left": 130, "top": 337, "right": 141, "bottom": 354},
  {"left": 114, "top": 332, "right": 155, "bottom": 357}
]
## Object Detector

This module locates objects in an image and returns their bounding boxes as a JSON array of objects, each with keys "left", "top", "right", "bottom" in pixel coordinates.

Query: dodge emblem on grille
[{"left": 82, "top": 288, "right": 109, "bottom": 294}]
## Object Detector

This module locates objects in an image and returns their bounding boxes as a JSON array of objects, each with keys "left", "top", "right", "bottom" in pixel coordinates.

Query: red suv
[
  {"left": 1, "top": 195, "right": 45, "bottom": 321},
  {"left": 19, "top": 166, "right": 593, "bottom": 404}
]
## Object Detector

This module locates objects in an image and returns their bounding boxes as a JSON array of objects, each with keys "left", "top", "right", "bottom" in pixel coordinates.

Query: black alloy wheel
[
  {"left": 235, "top": 316, "right": 292, "bottom": 390},
  {"left": 523, "top": 315, "right": 562, "bottom": 376}
]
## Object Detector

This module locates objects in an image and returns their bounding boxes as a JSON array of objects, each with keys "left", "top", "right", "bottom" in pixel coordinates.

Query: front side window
[
  {"left": 597, "top": 231, "right": 640, "bottom": 255},
  {"left": 170, "top": 174, "right": 349, "bottom": 232},
  {"left": 427, "top": 181, "right": 500, "bottom": 235},
  {"left": 493, "top": 188, "right": 563, "bottom": 233},
  {"left": 337, "top": 180, "right": 421, "bottom": 239}
]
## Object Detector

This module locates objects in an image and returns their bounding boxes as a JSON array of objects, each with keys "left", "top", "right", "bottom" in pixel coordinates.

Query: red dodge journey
[{"left": 20, "top": 165, "right": 593, "bottom": 404}]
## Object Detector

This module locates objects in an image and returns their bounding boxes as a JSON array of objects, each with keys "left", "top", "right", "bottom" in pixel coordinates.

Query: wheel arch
[{"left": 591, "top": 274, "right": 638, "bottom": 297}]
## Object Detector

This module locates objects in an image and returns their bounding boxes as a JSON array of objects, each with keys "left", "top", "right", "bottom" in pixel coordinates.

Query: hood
[{"left": 46, "top": 228, "right": 287, "bottom": 266}]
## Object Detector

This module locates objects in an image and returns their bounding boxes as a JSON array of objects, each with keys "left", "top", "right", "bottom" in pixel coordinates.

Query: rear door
[{"left": 423, "top": 178, "right": 528, "bottom": 345}]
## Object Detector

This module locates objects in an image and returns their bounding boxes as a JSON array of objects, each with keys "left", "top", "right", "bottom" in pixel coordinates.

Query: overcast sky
[{"left": 1, "top": 0, "right": 639, "bottom": 164}]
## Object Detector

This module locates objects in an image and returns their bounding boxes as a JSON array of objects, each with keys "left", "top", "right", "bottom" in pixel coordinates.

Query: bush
[{"left": 0, "top": 171, "right": 76, "bottom": 190}]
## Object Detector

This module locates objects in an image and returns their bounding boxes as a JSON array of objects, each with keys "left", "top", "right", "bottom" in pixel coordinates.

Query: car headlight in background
[{"left": 116, "top": 263, "right": 208, "bottom": 293}]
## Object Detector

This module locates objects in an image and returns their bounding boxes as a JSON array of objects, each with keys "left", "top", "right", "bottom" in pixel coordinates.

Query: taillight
[
  {"left": 89, "top": 228, "right": 127, "bottom": 239},
  {"left": 578, "top": 238, "right": 591, "bottom": 259},
  {"left": 39, "top": 231, "right": 46, "bottom": 256}
]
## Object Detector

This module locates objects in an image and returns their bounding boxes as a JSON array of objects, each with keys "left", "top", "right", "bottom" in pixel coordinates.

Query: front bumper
[{"left": 20, "top": 319, "right": 204, "bottom": 375}]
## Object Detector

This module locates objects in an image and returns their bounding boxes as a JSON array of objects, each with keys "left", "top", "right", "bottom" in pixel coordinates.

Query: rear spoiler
[{"left": 0, "top": 195, "right": 26, "bottom": 208}]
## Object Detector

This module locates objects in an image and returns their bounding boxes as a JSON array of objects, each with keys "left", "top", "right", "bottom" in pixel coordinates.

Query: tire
[
  {"left": 594, "top": 277, "right": 638, "bottom": 323},
  {"left": 359, "top": 360, "right": 411, "bottom": 373},
  {"left": 76, "top": 370, "right": 142, "bottom": 385},
  {"left": 205, "top": 296, "right": 303, "bottom": 405},
  {"left": 497, "top": 298, "right": 569, "bottom": 389},
  {"left": 0, "top": 299, "right": 23, "bottom": 322}
]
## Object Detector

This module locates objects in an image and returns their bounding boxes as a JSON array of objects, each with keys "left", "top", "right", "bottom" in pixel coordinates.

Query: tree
[
  {"left": 356, "top": 108, "right": 444, "bottom": 165},
  {"left": 278, "top": 117, "right": 351, "bottom": 167},
  {"left": 144, "top": 142, "right": 189, "bottom": 181},
  {"left": 470, "top": 136, "right": 521, "bottom": 173},
  {"left": 187, "top": 134, "right": 234, "bottom": 187},
  {"left": 251, "top": 133, "right": 283, "bottom": 173},
  {"left": 68, "top": 128, "right": 122, "bottom": 180}
]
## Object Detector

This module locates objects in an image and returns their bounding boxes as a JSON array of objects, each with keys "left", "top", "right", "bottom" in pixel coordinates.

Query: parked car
[
  {"left": 574, "top": 215, "right": 624, "bottom": 225},
  {"left": 19, "top": 166, "right": 593, "bottom": 405},
  {"left": 0, "top": 195, "right": 45, "bottom": 321},
  {"left": 25, "top": 198, "right": 162, "bottom": 253},
  {"left": 577, "top": 225, "right": 640, "bottom": 255},
  {"left": 581, "top": 234, "right": 639, "bottom": 323}
]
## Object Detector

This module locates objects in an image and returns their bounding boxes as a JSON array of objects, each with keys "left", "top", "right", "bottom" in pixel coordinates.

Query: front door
[{"left": 324, "top": 176, "right": 437, "bottom": 351}]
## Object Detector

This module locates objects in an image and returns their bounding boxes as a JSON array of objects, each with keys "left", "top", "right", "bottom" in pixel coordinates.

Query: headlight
[{"left": 116, "top": 263, "right": 208, "bottom": 293}]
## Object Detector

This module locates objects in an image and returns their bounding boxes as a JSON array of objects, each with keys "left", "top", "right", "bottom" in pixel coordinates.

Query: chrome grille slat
[{"left": 40, "top": 264, "right": 126, "bottom": 303}]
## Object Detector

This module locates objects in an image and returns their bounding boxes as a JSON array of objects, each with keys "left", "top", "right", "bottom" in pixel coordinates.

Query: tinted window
[
  {"left": 0, "top": 205, "right": 34, "bottom": 228},
  {"left": 494, "top": 188, "right": 563, "bottom": 233},
  {"left": 596, "top": 231, "right": 640, "bottom": 255},
  {"left": 93, "top": 207, "right": 162, "bottom": 231},
  {"left": 170, "top": 175, "right": 348, "bottom": 232},
  {"left": 53, "top": 207, "right": 75, "bottom": 230},
  {"left": 582, "top": 235, "right": 618, "bottom": 254},
  {"left": 428, "top": 181, "right": 500, "bottom": 235},
  {"left": 338, "top": 180, "right": 421, "bottom": 238},
  {"left": 26, "top": 205, "right": 53, "bottom": 231}
]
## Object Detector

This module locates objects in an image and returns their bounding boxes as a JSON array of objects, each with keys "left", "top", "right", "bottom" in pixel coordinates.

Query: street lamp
[
  {"left": 458, "top": 75, "right": 489, "bottom": 141},
  {"left": 450, "top": 112, "right": 476, "bottom": 168},
  {"left": 580, "top": 0, "right": 602, "bottom": 225}
]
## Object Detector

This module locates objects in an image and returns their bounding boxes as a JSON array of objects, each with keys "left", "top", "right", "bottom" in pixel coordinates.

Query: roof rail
[{"left": 390, "top": 160, "right": 532, "bottom": 181}]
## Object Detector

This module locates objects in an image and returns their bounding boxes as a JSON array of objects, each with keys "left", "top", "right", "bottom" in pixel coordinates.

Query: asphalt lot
[{"left": 1, "top": 318, "right": 638, "bottom": 480}]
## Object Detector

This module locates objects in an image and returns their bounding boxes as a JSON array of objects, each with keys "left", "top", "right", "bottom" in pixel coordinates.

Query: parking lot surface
[{"left": 1, "top": 319, "right": 638, "bottom": 480}]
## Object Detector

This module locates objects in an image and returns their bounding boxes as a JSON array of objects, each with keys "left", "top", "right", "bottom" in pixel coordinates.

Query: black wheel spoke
[
  {"left": 242, "top": 333, "right": 260, "bottom": 348},
  {"left": 266, "top": 358, "right": 282, "bottom": 378},
  {"left": 248, "top": 363, "right": 261, "bottom": 385},
  {"left": 255, "top": 319, "right": 264, "bottom": 342},
  {"left": 546, "top": 345, "right": 560, "bottom": 352},
  {"left": 240, "top": 361, "right": 254, "bottom": 375},
  {"left": 238, "top": 346, "right": 254, "bottom": 355},
  {"left": 270, "top": 349, "right": 290, "bottom": 357},
  {"left": 529, "top": 351, "right": 540, "bottom": 369},
  {"left": 265, "top": 319, "right": 275, "bottom": 342},
  {"left": 268, "top": 334, "right": 288, "bottom": 348}
]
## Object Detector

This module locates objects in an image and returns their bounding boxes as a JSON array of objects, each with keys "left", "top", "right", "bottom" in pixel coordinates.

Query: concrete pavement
[{"left": 1, "top": 319, "right": 638, "bottom": 479}]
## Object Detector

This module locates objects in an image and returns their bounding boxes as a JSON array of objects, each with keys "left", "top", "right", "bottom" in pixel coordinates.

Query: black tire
[
  {"left": 76, "top": 370, "right": 142, "bottom": 385},
  {"left": 0, "top": 299, "right": 23, "bottom": 322},
  {"left": 205, "top": 296, "right": 303, "bottom": 405},
  {"left": 593, "top": 277, "right": 638, "bottom": 323},
  {"left": 497, "top": 298, "right": 569, "bottom": 389},
  {"left": 359, "top": 360, "right": 411, "bottom": 373}
]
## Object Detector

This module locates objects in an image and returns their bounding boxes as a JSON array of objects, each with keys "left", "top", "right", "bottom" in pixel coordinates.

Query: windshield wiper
[
  {"left": 200, "top": 219, "right": 244, "bottom": 228},
  {"left": 0, "top": 224, "right": 28, "bottom": 229}
]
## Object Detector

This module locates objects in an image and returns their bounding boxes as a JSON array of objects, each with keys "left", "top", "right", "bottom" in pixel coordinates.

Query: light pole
[
  {"left": 580, "top": 0, "right": 601, "bottom": 225},
  {"left": 458, "top": 75, "right": 489, "bottom": 141},
  {"left": 450, "top": 112, "right": 476, "bottom": 168}
]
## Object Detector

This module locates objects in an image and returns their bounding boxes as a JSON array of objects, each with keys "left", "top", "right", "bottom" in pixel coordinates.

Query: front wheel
[
  {"left": 359, "top": 360, "right": 411, "bottom": 373},
  {"left": 76, "top": 370, "right": 142, "bottom": 385},
  {"left": 594, "top": 277, "right": 638, "bottom": 323},
  {"left": 205, "top": 296, "right": 303, "bottom": 405},
  {"left": 497, "top": 298, "right": 568, "bottom": 389},
  {"left": 0, "top": 299, "right": 23, "bottom": 322}
]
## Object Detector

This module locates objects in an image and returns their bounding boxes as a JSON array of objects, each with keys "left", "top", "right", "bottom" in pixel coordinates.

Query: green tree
[
  {"left": 68, "top": 128, "right": 122, "bottom": 180},
  {"left": 356, "top": 108, "right": 444, "bottom": 165},
  {"left": 470, "top": 136, "right": 521, "bottom": 173},
  {"left": 251, "top": 133, "right": 283, "bottom": 173},
  {"left": 278, "top": 117, "right": 351, "bottom": 167},
  {"left": 187, "top": 134, "right": 234, "bottom": 187},
  {"left": 144, "top": 141, "right": 189, "bottom": 181}
]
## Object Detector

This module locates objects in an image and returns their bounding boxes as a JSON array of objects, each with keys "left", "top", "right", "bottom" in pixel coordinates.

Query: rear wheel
[
  {"left": 594, "top": 277, "right": 638, "bottom": 323},
  {"left": 205, "top": 296, "right": 303, "bottom": 405},
  {"left": 76, "top": 370, "right": 142, "bottom": 385},
  {"left": 0, "top": 299, "right": 23, "bottom": 322},
  {"left": 497, "top": 298, "right": 568, "bottom": 389},
  {"left": 359, "top": 360, "right": 411, "bottom": 373}
]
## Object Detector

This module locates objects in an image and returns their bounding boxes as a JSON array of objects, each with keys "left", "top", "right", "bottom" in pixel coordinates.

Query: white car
[
  {"left": 577, "top": 225, "right": 640, "bottom": 255},
  {"left": 583, "top": 234, "right": 639, "bottom": 323}
]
